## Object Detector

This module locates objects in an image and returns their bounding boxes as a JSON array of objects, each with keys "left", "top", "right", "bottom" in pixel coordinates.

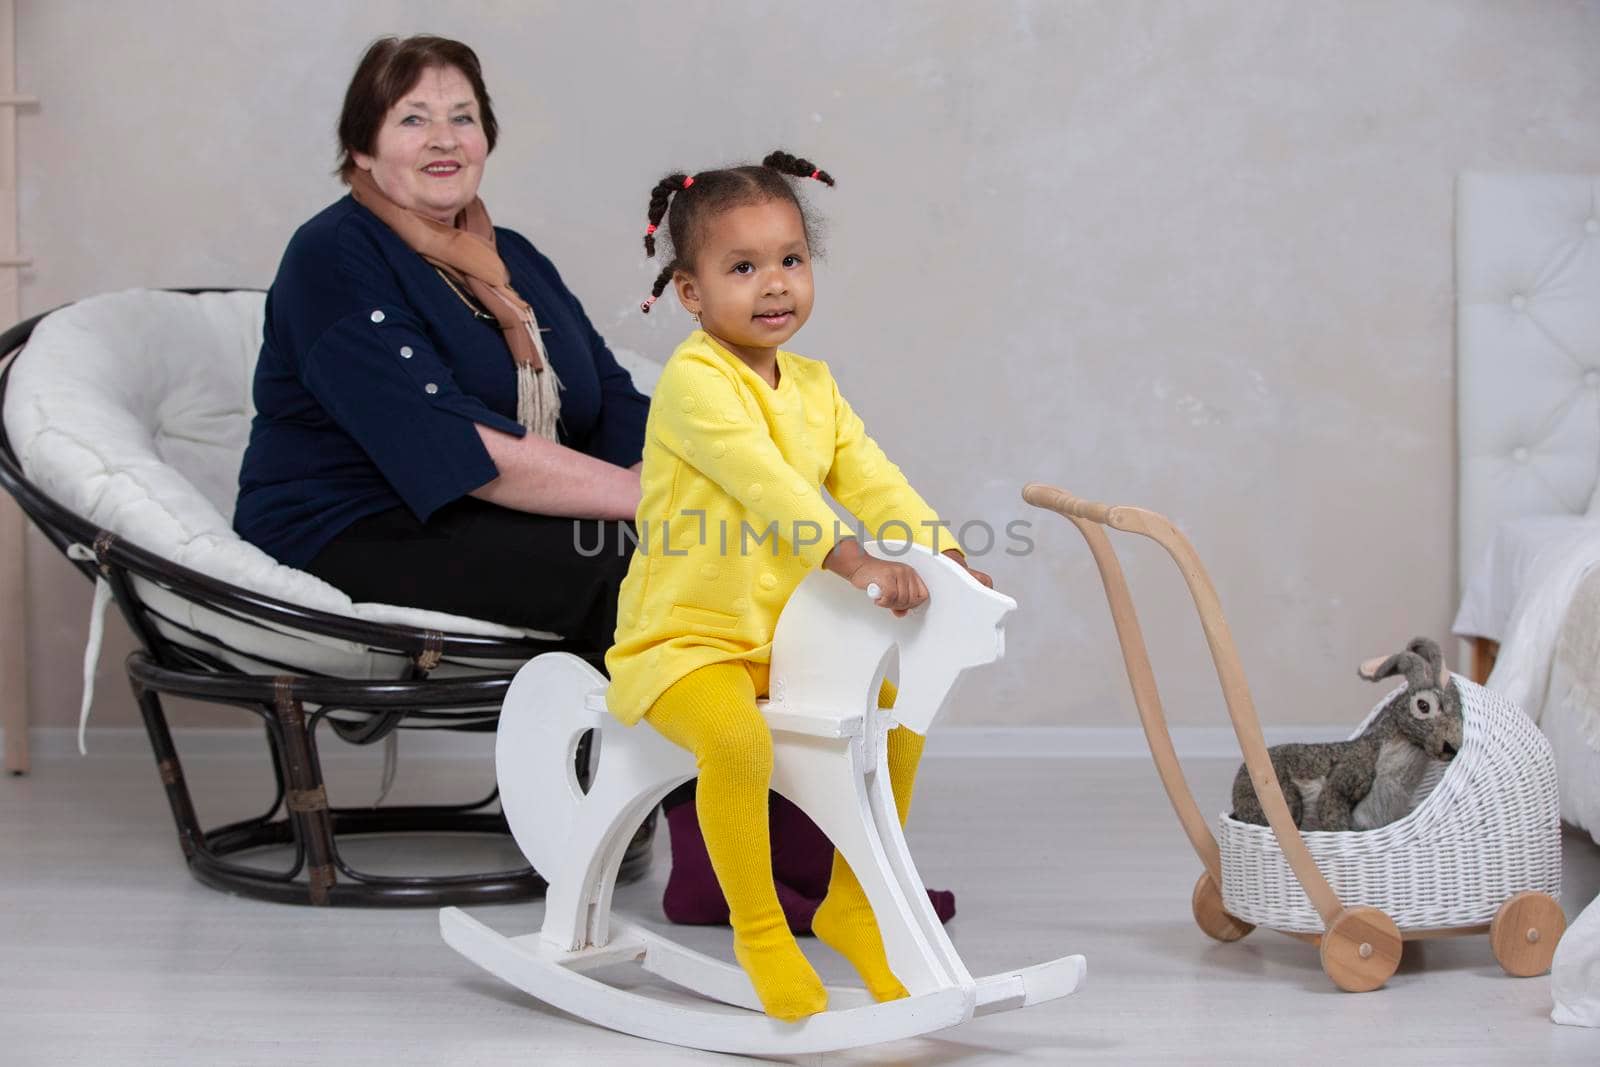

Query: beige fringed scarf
[{"left": 348, "top": 169, "right": 562, "bottom": 440}]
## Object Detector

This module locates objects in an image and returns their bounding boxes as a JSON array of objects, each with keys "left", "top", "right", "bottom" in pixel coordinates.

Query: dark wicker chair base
[
  {"left": 128, "top": 654, "right": 655, "bottom": 907},
  {"left": 0, "top": 297, "right": 654, "bottom": 908}
]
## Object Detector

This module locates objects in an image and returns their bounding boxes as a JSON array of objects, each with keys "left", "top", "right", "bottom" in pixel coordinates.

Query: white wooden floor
[{"left": 2, "top": 743, "right": 1597, "bottom": 1066}]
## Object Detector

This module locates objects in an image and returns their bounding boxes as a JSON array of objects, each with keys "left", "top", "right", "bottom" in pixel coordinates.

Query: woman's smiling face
[
  {"left": 674, "top": 198, "right": 815, "bottom": 366},
  {"left": 353, "top": 65, "right": 488, "bottom": 223}
]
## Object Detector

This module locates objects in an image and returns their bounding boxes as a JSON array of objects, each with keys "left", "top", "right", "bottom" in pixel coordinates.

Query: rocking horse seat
[{"left": 579, "top": 690, "right": 866, "bottom": 740}]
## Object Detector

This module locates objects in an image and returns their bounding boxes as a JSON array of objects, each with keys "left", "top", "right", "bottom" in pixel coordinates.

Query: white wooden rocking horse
[{"left": 439, "top": 541, "right": 1085, "bottom": 1054}]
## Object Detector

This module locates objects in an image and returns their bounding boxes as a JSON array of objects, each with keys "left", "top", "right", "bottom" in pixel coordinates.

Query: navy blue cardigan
[{"left": 234, "top": 196, "right": 648, "bottom": 568}]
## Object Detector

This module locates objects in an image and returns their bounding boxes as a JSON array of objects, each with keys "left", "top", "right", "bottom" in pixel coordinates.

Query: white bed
[
  {"left": 1453, "top": 515, "right": 1599, "bottom": 646},
  {"left": 1451, "top": 171, "right": 1600, "bottom": 1025}
]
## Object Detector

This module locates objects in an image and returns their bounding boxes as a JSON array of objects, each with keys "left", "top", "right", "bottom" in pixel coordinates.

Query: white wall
[{"left": 14, "top": 1, "right": 1600, "bottom": 733}]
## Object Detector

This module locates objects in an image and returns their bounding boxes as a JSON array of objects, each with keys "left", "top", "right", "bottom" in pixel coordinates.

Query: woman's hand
[
  {"left": 942, "top": 547, "right": 994, "bottom": 590},
  {"left": 849, "top": 557, "right": 928, "bottom": 616},
  {"left": 472, "top": 425, "right": 642, "bottom": 519}
]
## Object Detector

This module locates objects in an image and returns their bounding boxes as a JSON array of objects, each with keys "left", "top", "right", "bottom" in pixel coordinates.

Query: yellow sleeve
[
  {"left": 653, "top": 355, "right": 845, "bottom": 569},
  {"left": 823, "top": 378, "right": 957, "bottom": 554}
]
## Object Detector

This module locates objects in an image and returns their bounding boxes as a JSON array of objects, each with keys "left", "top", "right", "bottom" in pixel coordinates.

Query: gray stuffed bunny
[{"left": 1231, "top": 637, "right": 1464, "bottom": 832}]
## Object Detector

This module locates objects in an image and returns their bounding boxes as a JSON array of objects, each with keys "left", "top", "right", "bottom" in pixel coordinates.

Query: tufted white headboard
[{"left": 1457, "top": 172, "right": 1600, "bottom": 591}]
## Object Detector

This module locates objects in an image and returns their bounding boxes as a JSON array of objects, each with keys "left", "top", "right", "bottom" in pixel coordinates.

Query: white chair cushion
[{"left": 3, "top": 288, "right": 657, "bottom": 678}]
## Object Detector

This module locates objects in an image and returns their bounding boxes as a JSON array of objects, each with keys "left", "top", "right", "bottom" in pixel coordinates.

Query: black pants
[
  {"left": 306, "top": 498, "right": 636, "bottom": 654},
  {"left": 309, "top": 498, "right": 689, "bottom": 802}
]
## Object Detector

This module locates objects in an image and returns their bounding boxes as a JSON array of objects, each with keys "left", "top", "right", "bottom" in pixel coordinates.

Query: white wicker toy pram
[{"left": 1025, "top": 484, "right": 1568, "bottom": 992}]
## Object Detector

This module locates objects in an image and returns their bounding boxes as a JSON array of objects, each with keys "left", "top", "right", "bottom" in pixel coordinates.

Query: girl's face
[
  {"left": 353, "top": 65, "right": 489, "bottom": 224},
  {"left": 674, "top": 198, "right": 814, "bottom": 367}
]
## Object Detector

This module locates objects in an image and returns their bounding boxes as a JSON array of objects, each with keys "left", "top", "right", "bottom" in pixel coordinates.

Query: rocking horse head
[{"left": 769, "top": 542, "right": 1017, "bottom": 737}]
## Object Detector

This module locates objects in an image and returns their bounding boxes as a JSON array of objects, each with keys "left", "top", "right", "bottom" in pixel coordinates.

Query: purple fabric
[{"left": 661, "top": 790, "right": 955, "bottom": 934}]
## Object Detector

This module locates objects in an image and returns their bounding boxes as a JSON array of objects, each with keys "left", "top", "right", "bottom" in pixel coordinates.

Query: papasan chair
[{"left": 0, "top": 287, "right": 656, "bottom": 906}]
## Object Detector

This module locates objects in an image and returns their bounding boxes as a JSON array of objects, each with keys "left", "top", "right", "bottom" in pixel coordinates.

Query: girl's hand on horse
[{"left": 849, "top": 558, "right": 928, "bottom": 616}]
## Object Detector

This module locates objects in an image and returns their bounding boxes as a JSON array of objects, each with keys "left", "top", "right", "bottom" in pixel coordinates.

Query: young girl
[{"left": 605, "top": 151, "right": 992, "bottom": 1021}]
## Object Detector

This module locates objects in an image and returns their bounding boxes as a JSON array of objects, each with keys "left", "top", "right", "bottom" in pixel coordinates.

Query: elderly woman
[
  {"left": 235, "top": 36, "right": 642, "bottom": 648},
  {"left": 236, "top": 34, "right": 954, "bottom": 932}
]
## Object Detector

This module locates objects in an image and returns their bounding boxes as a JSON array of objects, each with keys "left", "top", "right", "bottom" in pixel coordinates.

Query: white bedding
[
  {"left": 1453, "top": 514, "right": 1600, "bottom": 643},
  {"left": 1466, "top": 521, "right": 1600, "bottom": 843},
  {"left": 1476, "top": 521, "right": 1600, "bottom": 720}
]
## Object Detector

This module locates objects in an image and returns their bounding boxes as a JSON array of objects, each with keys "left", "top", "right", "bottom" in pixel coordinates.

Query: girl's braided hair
[{"left": 640, "top": 151, "right": 834, "bottom": 312}]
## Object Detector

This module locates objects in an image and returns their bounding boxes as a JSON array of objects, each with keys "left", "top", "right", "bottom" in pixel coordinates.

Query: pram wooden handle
[
  {"left": 1022, "top": 483, "right": 1115, "bottom": 525},
  {"left": 1022, "top": 483, "right": 1163, "bottom": 536},
  {"left": 1023, "top": 482, "right": 1347, "bottom": 932}
]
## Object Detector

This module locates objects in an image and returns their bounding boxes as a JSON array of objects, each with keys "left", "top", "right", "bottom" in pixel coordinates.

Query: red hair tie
[
  {"left": 682, "top": 176, "right": 694, "bottom": 189},
  {"left": 809, "top": 169, "right": 820, "bottom": 180},
  {"left": 640, "top": 295, "right": 658, "bottom": 313},
  {"left": 645, "top": 224, "right": 657, "bottom": 235}
]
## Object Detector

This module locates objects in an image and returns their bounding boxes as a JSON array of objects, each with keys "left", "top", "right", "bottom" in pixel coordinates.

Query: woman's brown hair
[{"left": 336, "top": 35, "right": 499, "bottom": 181}]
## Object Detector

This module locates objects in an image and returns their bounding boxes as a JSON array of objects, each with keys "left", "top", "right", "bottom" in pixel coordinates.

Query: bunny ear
[
  {"left": 1360, "top": 651, "right": 1433, "bottom": 689},
  {"left": 1405, "top": 636, "right": 1443, "bottom": 673},
  {"left": 1401, "top": 636, "right": 1451, "bottom": 687},
  {"left": 1359, "top": 654, "right": 1399, "bottom": 681}
]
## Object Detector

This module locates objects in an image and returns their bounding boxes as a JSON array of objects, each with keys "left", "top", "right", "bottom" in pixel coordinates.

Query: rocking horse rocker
[{"left": 440, "top": 542, "right": 1086, "bottom": 1054}]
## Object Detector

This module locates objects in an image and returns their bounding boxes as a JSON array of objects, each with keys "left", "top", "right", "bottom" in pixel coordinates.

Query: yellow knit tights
[
  {"left": 646, "top": 662, "right": 827, "bottom": 1021},
  {"left": 813, "top": 709, "right": 923, "bottom": 1003},
  {"left": 645, "top": 664, "right": 922, "bottom": 1018}
]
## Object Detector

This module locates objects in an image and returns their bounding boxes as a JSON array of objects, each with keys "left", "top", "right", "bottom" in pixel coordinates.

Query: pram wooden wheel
[
  {"left": 1192, "top": 871, "right": 1253, "bottom": 942},
  {"left": 1490, "top": 891, "right": 1566, "bottom": 977},
  {"left": 1319, "top": 907, "right": 1402, "bottom": 992}
]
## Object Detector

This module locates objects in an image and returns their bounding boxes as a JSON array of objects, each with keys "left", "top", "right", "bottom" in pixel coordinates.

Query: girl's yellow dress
[
  {"left": 604, "top": 329, "right": 959, "bottom": 1019},
  {"left": 605, "top": 329, "right": 952, "bottom": 724}
]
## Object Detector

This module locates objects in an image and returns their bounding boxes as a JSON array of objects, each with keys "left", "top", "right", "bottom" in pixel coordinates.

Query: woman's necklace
[{"left": 433, "top": 265, "right": 497, "bottom": 323}]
